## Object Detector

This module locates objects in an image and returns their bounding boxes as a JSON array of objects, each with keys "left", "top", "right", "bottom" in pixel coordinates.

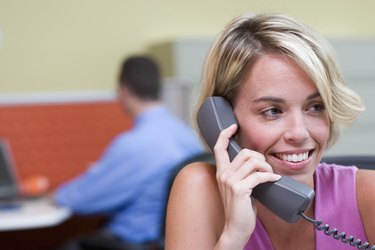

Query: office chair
[
  {"left": 79, "top": 152, "right": 215, "bottom": 250},
  {"left": 321, "top": 155, "right": 375, "bottom": 170}
]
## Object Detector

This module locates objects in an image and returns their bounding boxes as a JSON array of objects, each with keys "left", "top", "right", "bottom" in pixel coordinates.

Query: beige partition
[{"left": 326, "top": 40, "right": 375, "bottom": 156}]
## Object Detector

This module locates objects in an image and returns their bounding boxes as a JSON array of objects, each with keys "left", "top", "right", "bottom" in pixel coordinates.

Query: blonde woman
[{"left": 166, "top": 13, "right": 375, "bottom": 250}]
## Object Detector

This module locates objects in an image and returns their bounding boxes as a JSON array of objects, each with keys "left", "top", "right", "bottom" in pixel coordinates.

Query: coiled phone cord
[{"left": 300, "top": 212, "right": 375, "bottom": 250}]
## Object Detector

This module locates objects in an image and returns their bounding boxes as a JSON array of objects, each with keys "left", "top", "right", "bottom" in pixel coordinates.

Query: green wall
[{"left": 0, "top": 0, "right": 374, "bottom": 93}]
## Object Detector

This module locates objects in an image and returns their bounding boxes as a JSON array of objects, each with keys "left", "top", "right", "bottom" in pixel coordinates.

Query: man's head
[
  {"left": 118, "top": 55, "right": 162, "bottom": 116},
  {"left": 118, "top": 55, "right": 161, "bottom": 101}
]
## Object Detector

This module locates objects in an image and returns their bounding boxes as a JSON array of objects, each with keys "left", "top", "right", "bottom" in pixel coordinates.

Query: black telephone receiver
[{"left": 197, "top": 96, "right": 315, "bottom": 223}]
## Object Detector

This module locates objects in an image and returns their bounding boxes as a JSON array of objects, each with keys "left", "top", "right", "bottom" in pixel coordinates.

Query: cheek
[
  {"left": 237, "top": 117, "right": 331, "bottom": 152},
  {"left": 313, "top": 121, "right": 330, "bottom": 148},
  {"left": 309, "top": 113, "right": 330, "bottom": 142},
  {"left": 237, "top": 123, "right": 277, "bottom": 153}
]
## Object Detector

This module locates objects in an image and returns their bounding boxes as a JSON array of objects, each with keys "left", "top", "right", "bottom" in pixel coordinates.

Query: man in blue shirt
[{"left": 54, "top": 56, "right": 204, "bottom": 250}]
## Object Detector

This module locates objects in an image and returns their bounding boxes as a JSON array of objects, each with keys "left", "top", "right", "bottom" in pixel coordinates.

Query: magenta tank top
[{"left": 244, "top": 163, "right": 367, "bottom": 250}]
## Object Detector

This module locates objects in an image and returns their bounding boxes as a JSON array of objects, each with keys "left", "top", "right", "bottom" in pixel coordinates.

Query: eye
[
  {"left": 307, "top": 102, "right": 325, "bottom": 113},
  {"left": 262, "top": 107, "right": 282, "bottom": 119}
]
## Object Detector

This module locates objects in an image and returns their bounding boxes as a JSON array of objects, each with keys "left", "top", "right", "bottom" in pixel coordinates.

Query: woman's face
[{"left": 233, "top": 54, "right": 330, "bottom": 186}]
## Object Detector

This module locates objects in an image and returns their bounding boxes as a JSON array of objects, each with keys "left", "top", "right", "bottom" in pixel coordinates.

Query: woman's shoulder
[
  {"left": 166, "top": 161, "right": 225, "bottom": 244},
  {"left": 356, "top": 168, "right": 375, "bottom": 194},
  {"left": 356, "top": 169, "right": 375, "bottom": 243},
  {"left": 170, "top": 161, "right": 223, "bottom": 215},
  {"left": 173, "top": 161, "right": 218, "bottom": 192},
  {"left": 356, "top": 169, "right": 375, "bottom": 199},
  {"left": 356, "top": 166, "right": 375, "bottom": 177}
]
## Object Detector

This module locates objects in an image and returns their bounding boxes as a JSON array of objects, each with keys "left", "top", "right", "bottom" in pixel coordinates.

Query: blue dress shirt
[{"left": 54, "top": 105, "right": 204, "bottom": 243}]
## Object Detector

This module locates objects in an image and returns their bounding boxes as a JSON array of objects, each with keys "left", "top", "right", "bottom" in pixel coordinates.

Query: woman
[{"left": 165, "top": 13, "right": 375, "bottom": 249}]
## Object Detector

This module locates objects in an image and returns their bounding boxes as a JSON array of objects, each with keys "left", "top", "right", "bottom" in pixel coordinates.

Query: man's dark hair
[{"left": 119, "top": 55, "right": 161, "bottom": 100}]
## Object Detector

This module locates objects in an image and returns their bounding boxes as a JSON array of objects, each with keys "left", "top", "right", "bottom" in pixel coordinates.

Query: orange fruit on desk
[{"left": 21, "top": 175, "right": 49, "bottom": 196}]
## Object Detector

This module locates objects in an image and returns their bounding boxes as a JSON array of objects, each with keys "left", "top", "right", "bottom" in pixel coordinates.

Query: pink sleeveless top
[{"left": 244, "top": 163, "right": 367, "bottom": 250}]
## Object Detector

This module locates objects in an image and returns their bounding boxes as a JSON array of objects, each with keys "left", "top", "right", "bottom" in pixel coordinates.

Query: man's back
[{"left": 54, "top": 105, "right": 204, "bottom": 243}]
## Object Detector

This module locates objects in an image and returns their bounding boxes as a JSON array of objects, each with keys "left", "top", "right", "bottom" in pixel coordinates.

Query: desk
[{"left": 0, "top": 197, "right": 71, "bottom": 231}]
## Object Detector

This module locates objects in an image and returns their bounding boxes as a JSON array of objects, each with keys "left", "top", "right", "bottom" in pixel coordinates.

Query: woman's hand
[{"left": 214, "top": 124, "right": 281, "bottom": 249}]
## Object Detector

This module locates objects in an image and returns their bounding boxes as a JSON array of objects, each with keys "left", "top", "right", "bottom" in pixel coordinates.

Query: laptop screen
[{"left": 0, "top": 140, "right": 19, "bottom": 199}]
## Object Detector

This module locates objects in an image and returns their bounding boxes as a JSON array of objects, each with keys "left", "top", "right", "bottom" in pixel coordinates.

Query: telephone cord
[{"left": 300, "top": 212, "right": 375, "bottom": 250}]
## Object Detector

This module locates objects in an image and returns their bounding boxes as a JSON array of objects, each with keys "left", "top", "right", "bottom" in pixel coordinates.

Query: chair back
[{"left": 321, "top": 155, "right": 375, "bottom": 170}]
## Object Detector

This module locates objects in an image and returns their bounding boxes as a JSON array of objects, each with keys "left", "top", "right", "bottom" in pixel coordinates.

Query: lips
[{"left": 275, "top": 151, "right": 310, "bottom": 163}]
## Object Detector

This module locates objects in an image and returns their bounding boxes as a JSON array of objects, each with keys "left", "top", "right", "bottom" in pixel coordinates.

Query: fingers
[
  {"left": 213, "top": 123, "right": 238, "bottom": 169},
  {"left": 219, "top": 168, "right": 281, "bottom": 201},
  {"left": 214, "top": 123, "right": 269, "bottom": 174},
  {"left": 245, "top": 171, "right": 281, "bottom": 188},
  {"left": 213, "top": 123, "right": 281, "bottom": 191},
  {"left": 217, "top": 158, "right": 281, "bottom": 192},
  {"left": 233, "top": 149, "right": 265, "bottom": 165},
  {"left": 230, "top": 156, "right": 274, "bottom": 180},
  {"left": 213, "top": 123, "right": 269, "bottom": 173}
]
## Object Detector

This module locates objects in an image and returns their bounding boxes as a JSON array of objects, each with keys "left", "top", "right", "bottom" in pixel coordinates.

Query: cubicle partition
[{"left": 0, "top": 91, "right": 132, "bottom": 250}]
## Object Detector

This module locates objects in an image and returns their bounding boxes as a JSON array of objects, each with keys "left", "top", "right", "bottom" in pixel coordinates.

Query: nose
[{"left": 283, "top": 112, "right": 309, "bottom": 144}]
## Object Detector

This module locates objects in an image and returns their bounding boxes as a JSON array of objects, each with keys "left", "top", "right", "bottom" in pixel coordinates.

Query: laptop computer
[
  {"left": 0, "top": 139, "right": 48, "bottom": 205},
  {"left": 0, "top": 139, "right": 20, "bottom": 201},
  {"left": 0, "top": 140, "right": 71, "bottom": 229}
]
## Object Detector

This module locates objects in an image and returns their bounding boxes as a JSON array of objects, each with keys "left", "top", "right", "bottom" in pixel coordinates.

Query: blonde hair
[{"left": 194, "top": 13, "right": 364, "bottom": 147}]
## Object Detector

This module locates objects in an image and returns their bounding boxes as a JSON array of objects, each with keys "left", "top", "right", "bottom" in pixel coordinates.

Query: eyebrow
[{"left": 252, "top": 91, "right": 321, "bottom": 104}]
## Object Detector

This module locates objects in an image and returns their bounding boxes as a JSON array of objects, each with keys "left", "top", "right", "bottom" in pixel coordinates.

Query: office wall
[{"left": 0, "top": 0, "right": 374, "bottom": 93}]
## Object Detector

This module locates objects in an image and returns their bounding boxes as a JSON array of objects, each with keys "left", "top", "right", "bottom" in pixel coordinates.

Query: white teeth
[{"left": 278, "top": 152, "right": 308, "bottom": 162}]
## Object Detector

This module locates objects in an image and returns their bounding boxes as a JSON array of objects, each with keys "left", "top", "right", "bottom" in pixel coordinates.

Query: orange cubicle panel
[{"left": 0, "top": 101, "right": 132, "bottom": 190}]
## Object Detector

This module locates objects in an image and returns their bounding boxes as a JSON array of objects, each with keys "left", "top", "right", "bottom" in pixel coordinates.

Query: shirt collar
[{"left": 134, "top": 105, "right": 167, "bottom": 125}]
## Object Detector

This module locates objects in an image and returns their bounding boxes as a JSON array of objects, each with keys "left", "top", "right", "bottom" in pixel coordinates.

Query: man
[{"left": 54, "top": 55, "right": 204, "bottom": 250}]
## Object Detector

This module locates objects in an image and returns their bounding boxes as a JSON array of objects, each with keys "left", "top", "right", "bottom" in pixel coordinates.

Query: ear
[{"left": 117, "top": 85, "right": 131, "bottom": 100}]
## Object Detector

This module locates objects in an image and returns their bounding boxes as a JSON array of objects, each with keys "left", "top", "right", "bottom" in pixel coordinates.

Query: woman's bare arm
[{"left": 165, "top": 162, "right": 224, "bottom": 250}]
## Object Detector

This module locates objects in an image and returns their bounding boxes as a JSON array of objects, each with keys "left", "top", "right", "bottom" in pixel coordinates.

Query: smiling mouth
[{"left": 275, "top": 151, "right": 313, "bottom": 163}]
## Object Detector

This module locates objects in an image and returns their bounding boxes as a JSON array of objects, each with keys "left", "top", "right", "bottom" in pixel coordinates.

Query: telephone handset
[
  {"left": 197, "top": 96, "right": 314, "bottom": 223},
  {"left": 197, "top": 96, "right": 375, "bottom": 248}
]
